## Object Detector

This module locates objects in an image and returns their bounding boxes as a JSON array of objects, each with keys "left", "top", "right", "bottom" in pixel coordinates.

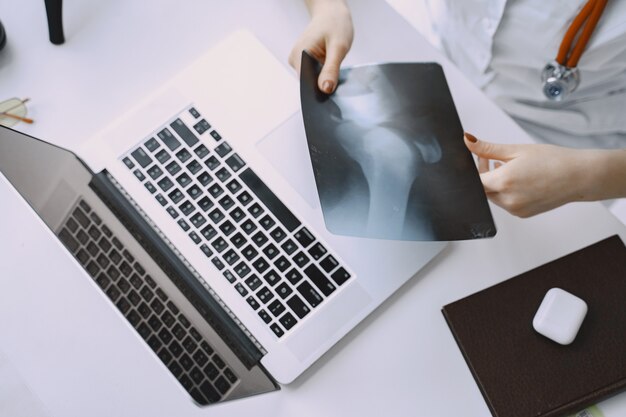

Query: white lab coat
[{"left": 422, "top": 0, "right": 626, "bottom": 148}]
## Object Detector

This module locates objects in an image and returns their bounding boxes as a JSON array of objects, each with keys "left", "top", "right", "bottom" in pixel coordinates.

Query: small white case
[{"left": 533, "top": 288, "right": 588, "bottom": 345}]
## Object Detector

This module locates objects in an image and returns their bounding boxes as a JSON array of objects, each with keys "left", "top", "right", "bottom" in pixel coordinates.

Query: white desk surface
[{"left": 1, "top": 0, "right": 626, "bottom": 416}]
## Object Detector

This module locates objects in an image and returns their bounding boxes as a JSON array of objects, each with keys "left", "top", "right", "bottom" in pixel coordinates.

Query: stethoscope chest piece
[{"left": 541, "top": 61, "right": 580, "bottom": 101}]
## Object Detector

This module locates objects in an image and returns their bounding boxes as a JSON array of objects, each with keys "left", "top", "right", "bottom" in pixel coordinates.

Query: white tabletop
[{"left": 1, "top": 1, "right": 626, "bottom": 416}]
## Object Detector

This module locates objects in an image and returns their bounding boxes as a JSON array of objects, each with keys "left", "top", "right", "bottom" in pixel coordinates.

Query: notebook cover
[{"left": 442, "top": 235, "right": 626, "bottom": 417}]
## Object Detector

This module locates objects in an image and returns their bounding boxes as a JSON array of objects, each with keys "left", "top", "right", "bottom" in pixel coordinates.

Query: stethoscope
[{"left": 541, "top": 0, "right": 608, "bottom": 101}]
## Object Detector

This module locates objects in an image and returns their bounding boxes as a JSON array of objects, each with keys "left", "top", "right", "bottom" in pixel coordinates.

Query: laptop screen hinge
[{"left": 89, "top": 171, "right": 266, "bottom": 369}]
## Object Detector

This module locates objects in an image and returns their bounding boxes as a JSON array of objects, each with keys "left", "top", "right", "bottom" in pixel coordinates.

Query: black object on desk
[
  {"left": 0, "top": 19, "right": 6, "bottom": 51},
  {"left": 442, "top": 235, "right": 626, "bottom": 417},
  {"left": 44, "top": 0, "right": 64, "bottom": 44}
]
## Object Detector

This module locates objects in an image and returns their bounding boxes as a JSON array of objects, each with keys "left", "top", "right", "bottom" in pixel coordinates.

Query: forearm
[{"left": 579, "top": 149, "right": 626, "bottom": 201}]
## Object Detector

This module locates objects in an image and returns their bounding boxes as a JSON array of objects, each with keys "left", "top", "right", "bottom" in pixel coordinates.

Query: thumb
[
  {"left": 317, "top": 41, "right": 350, "bottom": 94},
  {"left": 464, "top": 132, "right": 521, "bottom": 162}
]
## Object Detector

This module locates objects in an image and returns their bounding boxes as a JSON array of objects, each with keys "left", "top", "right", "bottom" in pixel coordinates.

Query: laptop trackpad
[{"left": 256, "top": 113, "right": 320, "bottom": 209}]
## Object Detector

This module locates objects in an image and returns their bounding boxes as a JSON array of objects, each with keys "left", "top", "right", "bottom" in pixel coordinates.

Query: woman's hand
[
  {"left": 464, "top": 133, "right": 626, "bottom": 217},
  {"left": 289, "top": 0, "right": 354, "bottom": 94}
]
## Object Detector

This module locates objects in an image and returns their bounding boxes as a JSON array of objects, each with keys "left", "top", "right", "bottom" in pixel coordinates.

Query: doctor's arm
[
  {"left": 289, "top": 0, "right": 354, "bottom": 94},
  {"left": 464, "top": 133, "right": 626, "bottom": 218}
]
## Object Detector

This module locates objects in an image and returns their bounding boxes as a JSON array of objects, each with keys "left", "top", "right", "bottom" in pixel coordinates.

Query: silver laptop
[{"left": 0, "top": 30, "right": 445, "bottom": 405}]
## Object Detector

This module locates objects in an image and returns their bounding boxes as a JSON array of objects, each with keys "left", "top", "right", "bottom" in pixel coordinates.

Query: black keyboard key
[
  {"left": 319, "top": 254, "right": 339, "bottom": 273},
  {"left": 169, "top": 340, "right": 183, "bottom": 356},
  {"left": 73, "top": 207, "right": 90, "bottom": 228},
  {"left": 170, "top": 118, "right": 199, "bottom": 147},
  {"left": 128, "top": 290, "right": 141, "bottom": 306},
  {"left": 286, "top": 294, "right": 311, "bottom": 319},
  {"left": 189, "top": 231, "right": 201, "bottom": 244},
  {"left": 218, "top": 195, "right": 235, "bottom": 210},
  {"left": 237, "top": 191, "right": 252, "bottom": 206},
  {"left": 199, "top": 381, "right": 221, "bottom": 403},
  {"left": 194, "top": 119, "right": 211, "bottom": 135},
  {"left": 155, "top": 149, "right": 171, "bottom": 164},
  {"left": 246, "top": 296, "right": 260, "bottom": 310},
  {"left": 215, "top": 376, "right": 231, "bottom": 395},
  {"left": 179, "top": 353, "right": 194, "bottom": 370},
  {"left": 270, "top": 323, "right": 284, "bottom": 338},
  {"left": 294, "top": 227, "right": 315, "bottom": 248},
  {"left": 279, "top": 312, "right": 297, "bottom": 331},
  {"left": 241, "top": 245, "right": 258, "bottom": 261},
  {"left": 252, "top": 231, "right": 268, "bottom": 246},
  {"left": 219, "top": 220, "right": 235, "bottom": 236},
  {"left": 211, "top": 237, "right": 228, "bottom": 253},
  {"left": 145, "top": 137, "right": 160, "bottom": 152},
  {"left": 144, "top": 181, "right": 157, "bottom": 194},
  {"left": 198, "top": 196, "right": 213, "bottom": 212},
  {"left": 258, "top": 309, "right": 272, "bottom": 324},
  {"left": 146, "top": 165, "right": 163, "bottom": 180},
  {"left": 166, "top": 206, "right": 179, "bottom": 219},
  {"left": 214, "top": 142, "right": 232, "bottom": 157},
  {"left": 297, "top": 281, "right": 323, "bottom": 308},
  {"left": 190, "top": 213, "right": 207, "bottom": 229},
  {"left": 179, "top": 200, "right": 196, "bottom": 216},
  {"left": 190, "top": 366, "right": 204, "bottom": 384},
  {"left": 176, "top": 173, "right": 192, "bottom": 188},
  {"left": 226, "top": 179, "right": 242, "bottom": 193},
  {"left": 147, "top": 314, "right": 162, "bottom": 332},
  {"left": 208, "top": 208, "right": 225, "bottom": 224},
  {"left": 224, "top": 368, "right": 238, "bottom": 384},
  {"left": 292, "top": 251, "right": 310, "bottom": 268},
  {"left": 182, "top": 335, "right": 198, "bottom": 354},
  {"left": 137, "top": 322, "right": 151, "bottom": 339},
  {"left": 59, "top": 228, "right": 79, "bottom": 252},
  {"left": 176, "top": 148, "right": 192, "bottom": 163},
  {"left": 241, "top": 219, "right": 257, "bottom": 235},
  {"left": 269, "top": 227, "right": 286, "bottom": 243},
  {"left": 194, "top": 144, "right": 210, "bottom": 158},
  {"left": 304, "top": 264, "right": 336, "bottom": 296},
  {"left": 229, "top": 207, "right": 246, "bottom": 223},
  {"left": 273, "top": 255, "right": 291, "bottom": 272},
  {"left": 259, "top": 215, "right": 275, "bottom": 230},
  {"left": 232, "top": 262, "right": 249, "bottom": 282},
  {"left": 168, "top": 361, "right": 183, "bottom": 379},
  {"left": 205, "top": 155, "right": 220, "bottom": 170},
  {"left": 223, "top": 249, "right": 240, "bottom": 266},
  {"left": 127, "top": 310, "right": 141, "bottom": 326},
  {"left": 268, "top": 299, "right": 286, "bottom": 317},
  {"left": 192, "top": 349, "right": 208, "bottom": 367},
  {"left": 257, "top": 286, "right": 274, "bottom": 304},
  {"left": 239, "top": 168, "right": 301, "bottom": 232},
  {"left": 129, "top": 274, "right": 142, "bottom": 289},
  {"left": 223, "top": 270, "right": 236, "bottom": 283},
  {"left": 186, "top": 159, "right": 202, "bottom": 175},
  {"left": 210, "top": 130, "right": 222, "bottom": 141},
  {"left": 331, "top": 267, "right": 351, "bottom": 286},
  {"left": 276, "top": 282, "right": 293, "bottom": 299},
  {"left": 252, "top": 257, "right": 270, "bottom": 273},
  {"left": 131, "top": 147, "right": 152, "bottom": 168},
  {"left": 189, "top": 107, "right": 200, "bottom": 118},
  {"left": 308, "top": 242, "right": 327, "bottom": 260},
  {"left": 285, "top": 268, "right": 303, "bottom": 285},
  {"left": 215, "top": 167, "right": 231, "bottom": 182},
  {"left": 208, "top": 183, "right": 224, "bottom": 198},
  {"left": 122, "top": 157, "right": 135, "bottom": 169},
  {"left": 157, "top": 177, "right": 174, "bottom": 193},
  {"left": 138, "top": 302, "right": 151, "bottom": 319},
  {"left": 225, "top": 153, "right": 245, "bottom": 172},
  {"left": 200, "top": 244, "right": 213, "bottom": 258},
  {"left": 201, "top": 225, "right": 217, "bottom": 241},
  {"left": 197, "top": 171, "right": 213, "bottom": 186},
  {"left": 157, "top": 128, "right": 181, "bottom": 151},
  {"left": 133, "top": 169, "right": 145, "bottom": 181},
  {"left": 263, "top": 270, "right": 281, "bottom": 287},
  {"left": 165, "top": 160, "right": 181, "bottom": 175},
  {"left": 168, "top": 189, "right": 184, "bottom": 204},
  {"left": 66, "top": 217, "right": 79, "bottom": 233},
  {"left": 245, "top": 274, "right": 262, "bottom": 291},
  {"left": 247, "top": 202, "right": 264, "bottom": 218},
  {"left": 235, "top": 283, "right": 248, "bottom": 296}
]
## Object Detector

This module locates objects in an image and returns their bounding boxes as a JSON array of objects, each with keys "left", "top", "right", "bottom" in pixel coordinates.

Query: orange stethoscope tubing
[{"left": 556, "top": 0, "right": 608, "bottom": 68}]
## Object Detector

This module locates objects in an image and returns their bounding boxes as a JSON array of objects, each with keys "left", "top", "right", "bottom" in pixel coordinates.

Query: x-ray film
[{"left": 300, "top": 52, "right": 496, "bottom": 241}]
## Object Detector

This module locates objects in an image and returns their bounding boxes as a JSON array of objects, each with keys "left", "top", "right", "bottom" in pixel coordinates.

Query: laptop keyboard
[
  {"left": 121, "top": 107, "right": 352, "bottom": 339},
  {"left": 57, "top": 199, "right": 237, "bottom": 405}
]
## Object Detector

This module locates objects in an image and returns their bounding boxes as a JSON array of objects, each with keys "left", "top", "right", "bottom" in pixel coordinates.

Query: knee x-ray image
[{"left": 300, "top": 52, "right": 496, "bottom": 241}]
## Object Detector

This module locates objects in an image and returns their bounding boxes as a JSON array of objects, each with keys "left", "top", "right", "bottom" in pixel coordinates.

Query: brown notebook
[{"left": 442, "top": 235, "right": 626, "bottom": 417}]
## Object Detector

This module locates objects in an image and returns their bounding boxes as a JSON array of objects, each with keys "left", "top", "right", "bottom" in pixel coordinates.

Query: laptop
[{"left": 0, "top": 30, "right": 446, "bottom": 406}]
